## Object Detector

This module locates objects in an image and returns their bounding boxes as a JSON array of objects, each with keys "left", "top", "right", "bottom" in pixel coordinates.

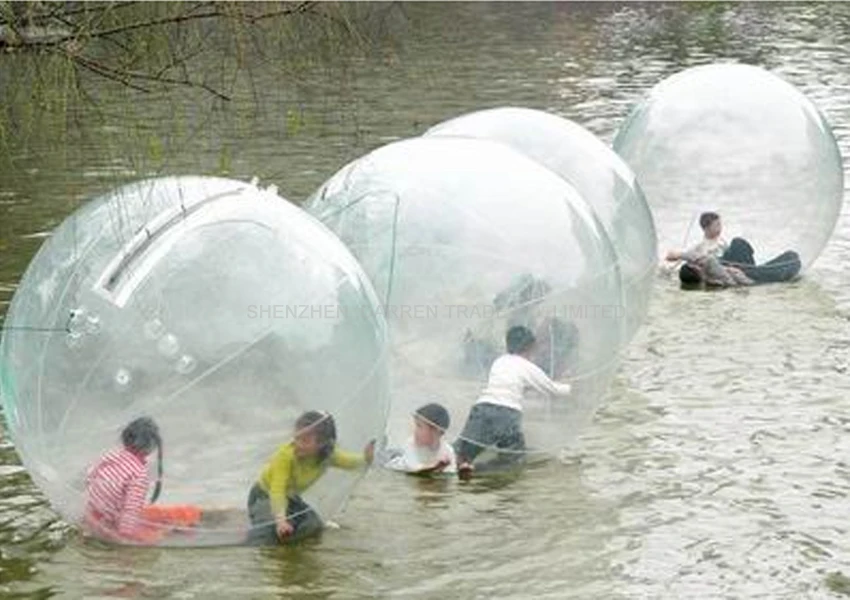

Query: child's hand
[
  {"left": 363, "top": 439, "right": 376, "bottom": 465},
  {"left": 275, "top": 517, "right": 294, "bottom": 539}
]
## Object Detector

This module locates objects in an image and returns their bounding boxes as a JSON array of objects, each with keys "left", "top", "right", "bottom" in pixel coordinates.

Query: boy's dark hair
[
  {"left": 506, "top": 325, "right": 536, "bottom": 355},
  {"left": 295, "top": 410, "right": 337, "bottom": 462},
  {"left": 699, "top": 212, "right": 720, "bottom": 231},
  {"left": 415, "top": 403, "right": 450, "bottom": 432},
  {"left": 121, "top": 417, "right": 163, "bottom": 503}
]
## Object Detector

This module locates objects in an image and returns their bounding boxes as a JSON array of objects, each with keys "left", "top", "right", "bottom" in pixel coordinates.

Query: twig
[
  {"left": 4, "top": 2, "right": 314, "bottom": 49},
  {"left": 238, "top": 2, "right": 315, "bottom": 24},
  {"left": 67, "top": 52, "right": 152, "bottom": 94},
  {"left": 152, "top": 28, "right": 214, "bottom": 79},
  {"left": 92, "top": 2, "right": 314, "bottom": 38},
  {"left": 120, "top": 66, "right": 232, "bottom": 101},
  {"left": 89, "top": 8, "right": 225, "bottom": 40},
  {"left": 68, "top": 49, "right": 231, "bottom": 101},
  {"left": 42, "top": 2, "right": 141, "bottom": 24}
]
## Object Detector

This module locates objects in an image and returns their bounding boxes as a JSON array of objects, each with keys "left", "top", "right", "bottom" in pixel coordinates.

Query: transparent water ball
[
  {"left": 0, "top": 175, "right": 389, "bottom": 546},
  {"left": 306, "top": 136, "right": 625, "bottom": 462},
  {"left": 613, "top": 63, "right": 843, "bottom": 272},
  {"left": 426, "top": 106, "right": 657, "bottom": 341}
]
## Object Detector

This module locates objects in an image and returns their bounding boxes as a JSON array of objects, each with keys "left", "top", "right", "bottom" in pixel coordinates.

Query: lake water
[{"left": 1, "top": 3, "right": 850, "bottom": 598}]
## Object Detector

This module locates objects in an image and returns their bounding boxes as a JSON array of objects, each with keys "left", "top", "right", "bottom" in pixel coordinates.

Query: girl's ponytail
[
  {"left": 121, "top": 416, "right": 163, "bottom": 503},
  {"left": 150, "top": 432, "right": 163, "bottom": 503}
]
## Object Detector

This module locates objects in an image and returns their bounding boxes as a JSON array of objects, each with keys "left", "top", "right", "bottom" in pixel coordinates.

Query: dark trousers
[
  {"left": 720, "top": 237, "right": 755, "bottom": 265},
  {"left": 246, "top": 483, "right": 322, "bottom": 546},
  {"left": 680, "top": 237, "right": 801, "bottom": 285},
  {"left": 721, "top": 237, "right": 802, "bottom": 283},
  {"left": 454, "top": 402, "right": 525, "bottom": 464}
]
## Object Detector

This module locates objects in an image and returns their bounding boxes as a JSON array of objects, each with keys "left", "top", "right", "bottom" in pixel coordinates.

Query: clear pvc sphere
[
  {"left": 0, "top": 176, "right": 389, "bottom": 545},
  {"left": 306, "top": 136, "right": 625, "bottom": 461},
  {"left": 613, "top": 63, "right": 843, "bottom": 271},
  {"left": 426, "top": 106, "right": 657, "bottom": 341}
]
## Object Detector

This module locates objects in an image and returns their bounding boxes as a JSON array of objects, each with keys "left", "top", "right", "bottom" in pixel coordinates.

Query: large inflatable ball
[
  {"left": 305, "top": 137, "right": 625, "bottom": 462},
  {"left": 0, "top": 176, "right": 389, "bottom": 546},
  {"left": 614, "top": 63, "right": 843, "bottom": 276},
  {"left": 426, "top": 106, "right": 657, "bottom": 341}
]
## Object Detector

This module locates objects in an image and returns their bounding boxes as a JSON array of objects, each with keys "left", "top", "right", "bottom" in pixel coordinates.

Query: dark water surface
[{"left": 1, "top": 3, "right": 849, "bottom": 598}]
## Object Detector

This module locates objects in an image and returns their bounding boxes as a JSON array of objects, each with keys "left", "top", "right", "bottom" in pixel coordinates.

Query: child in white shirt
[
  {"left": 454, "top": 325, "right": 572, "bottom": 479},
  {"left": 385, "top": 403, "right": 456, "bottom": 475}
]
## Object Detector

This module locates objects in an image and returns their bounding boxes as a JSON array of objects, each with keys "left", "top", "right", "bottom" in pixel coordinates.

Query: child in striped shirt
[{"left": 83, "top": 416, "right": 164, "bottom": 543}]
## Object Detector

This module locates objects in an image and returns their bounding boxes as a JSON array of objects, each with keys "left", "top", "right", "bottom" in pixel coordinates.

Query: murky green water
[{"left": 1, "top": 2, "right": 850, "bottom": 598}]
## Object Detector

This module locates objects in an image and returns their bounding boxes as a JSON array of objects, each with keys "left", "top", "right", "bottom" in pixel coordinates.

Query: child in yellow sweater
[{"left": 246, "top": 410, "right": 374, "bottom": 545}]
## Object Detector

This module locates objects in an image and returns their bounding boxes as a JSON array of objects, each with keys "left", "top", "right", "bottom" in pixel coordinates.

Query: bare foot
[{"left": 457, "top": 462, "right": 474, "bottom": 481}]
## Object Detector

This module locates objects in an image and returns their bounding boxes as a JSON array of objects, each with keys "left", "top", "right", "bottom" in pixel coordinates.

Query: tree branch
[
  {"left": 2, "top": 2, "right": 314, "bottom": 49},
  {"left": 89, "top": 7, "right": 225, "bottom": 40},
  {"left": 68, "top": 52, "right": 152, "bottom": 94},
  {"left": 238, "top": 2, "right": 316, "bottom": 24},
  {"left": 90, "top": 2, "right": 315, "bottom": 38},
  {"left": 122, "top": 67, "right": 232, "bottom": 102},
  {"left": 2, "top": 1, "right": 314, "bottom": 100},
  {"left": 66, "top": 49, "right": 231, "bottom": 101},
  {"left": 41, "top": 2, "right": 142, "bottom": 25}
]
